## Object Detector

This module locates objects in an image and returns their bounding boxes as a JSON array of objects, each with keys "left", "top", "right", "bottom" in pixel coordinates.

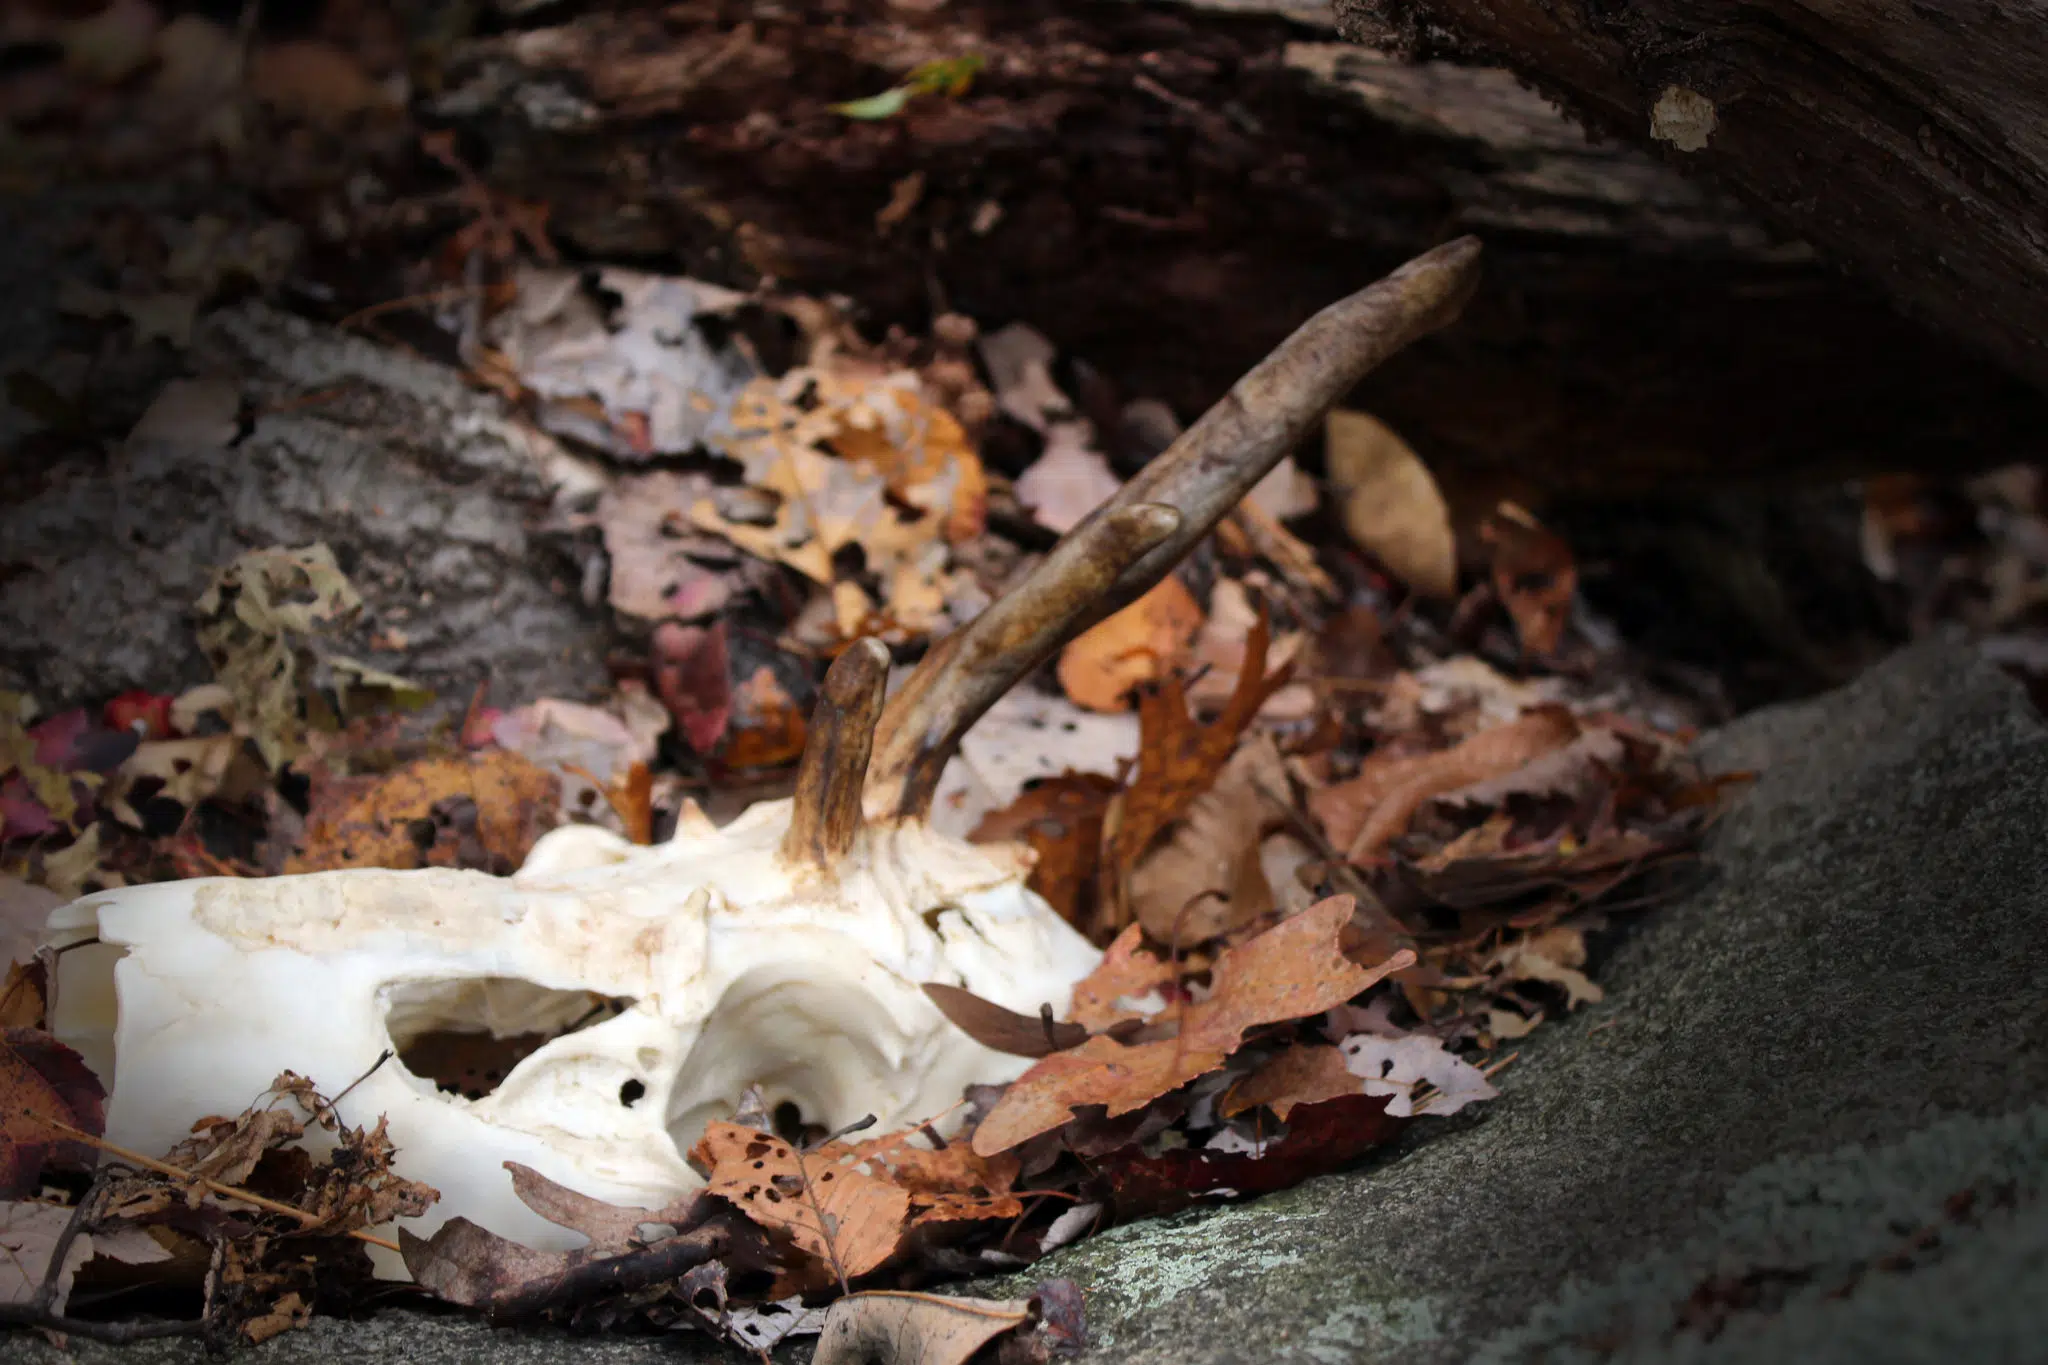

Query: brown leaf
[
  {"left": 846, "top": 1133, "right": 1024, "bottom": 1228},
  {"left": 721, "top": 664, "right": 809, "bottom": 770},
  {"left": 1128, "top": 735, "right": 1288, "bottom": 946},
  {"left": 813, "top": 1291, "right": 1033, "bottom": 1365},
  {"left": 1483, "top": 503, "right": 1577, "bottom": 656},
  {"left": 1313, "top": 707, "right": 1581, "bottom": 862},
  {"left": 968, "top": 772, "right": 1118, "bottom": 928},
  {"left": 1220, "top": 1044, "right": 1360, "bottom": 1120},
  {"left": 0, "top": 961, "right": 44, "bottom": 1030},
  {"left": 1, "top": 1200, "right": 82, "bottom": 1313},
  {"left": 164, "top": 1109, "right": 304, "bottom": 1189},
  {"left": 0, "top": 1028, "right": 106, "bottom": 1198},
  {"left": 1325, "top": 409, "right": 1456, "bottom": 599},
  {"left": 403, "top": 1208, "right": 737, "bottom": 1319},
  {"left": 973, "top": 898, "right": 1412, "bottom": 1155},
  {"left": 1100, "top": 611, "right": 1290, "bottom": 936},
  {"left": 1064, "top": 925, "right": 1179, "bottom": 1032},
  {"left": 505, "top": 1161, "right": 705, "bottom": 1251},
  {"left": 1057, "top": 575, "right": 1203, "bottom": 714},
  {"left": 242, "top": 1290, "right": 311, "bottom": 1344},
  {"left": 922, "top": 984, "right": 1088, "bottom": 1058},
  {"left": 827, "top": 388, "right": 988, "bottom": 544},
  {"left": 692, "top": 1122, "right": 909, "bottom": 1286},
  {"left": 284, "top": 749, "right": 558, "bottom": 874},
  {"left": 654, "top": 619, "right": 735, "bottom": 754}
]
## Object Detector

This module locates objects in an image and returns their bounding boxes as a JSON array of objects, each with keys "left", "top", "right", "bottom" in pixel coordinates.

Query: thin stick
[
  {"left": 35, "top": 1118, "right": 401, "bottom": 1253},
  {"left": 864, "top": 238, "right": 1483, "bottom": 821},
  {"left": 783, "top": 638, "right": 890, "bottom": 868}
]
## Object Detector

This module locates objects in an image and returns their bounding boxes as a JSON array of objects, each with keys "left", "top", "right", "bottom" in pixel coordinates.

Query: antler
[
  {"left": 782, "top": 636, "right": 890, "bottom": 869},
  {"left": 863, "top": 236, "right": 1485, "bottom": 821}
]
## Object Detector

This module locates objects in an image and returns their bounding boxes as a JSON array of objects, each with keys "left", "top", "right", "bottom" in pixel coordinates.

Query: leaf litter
[{"left": 0, "top": 22, "right": 1757, "bottom": 1355}]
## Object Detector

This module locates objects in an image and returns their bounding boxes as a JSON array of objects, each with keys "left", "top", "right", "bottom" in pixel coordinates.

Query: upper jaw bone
[{"left": 40, "top": 238, "right": 1482, "bottom": 1270}]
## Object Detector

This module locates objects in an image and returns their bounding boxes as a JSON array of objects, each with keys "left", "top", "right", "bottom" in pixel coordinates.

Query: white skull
[{"left": 44, "top": 798, "right": 1097, "bottom": 1272}]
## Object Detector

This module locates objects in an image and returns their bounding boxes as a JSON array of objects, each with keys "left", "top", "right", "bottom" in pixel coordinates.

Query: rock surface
[
  {"left": 0, "top": 304, "right": 614, "bottom": 710},
  {"left": 18, "top": 637, "right": 2047, "bottom": 1363}
]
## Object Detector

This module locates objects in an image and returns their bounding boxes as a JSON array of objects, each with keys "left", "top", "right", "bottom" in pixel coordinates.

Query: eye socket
[{"left": 383, "top": 978, "right": 634, "bottom": 1101}]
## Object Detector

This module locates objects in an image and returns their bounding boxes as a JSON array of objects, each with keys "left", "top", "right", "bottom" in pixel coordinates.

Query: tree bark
[
  {"left": 418, "top": 0, "right": 2048, "bottom": 498},
  {"left": 1336, "top": 0, "right": 2048, "bottom": 395}
]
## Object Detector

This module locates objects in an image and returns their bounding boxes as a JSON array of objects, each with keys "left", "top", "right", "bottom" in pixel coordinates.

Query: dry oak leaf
[
  {"left": 284, "top": 749, "right": 558, "bottom": 874},
  {"left": 1483, "top": 503, "right": 1578, "bottom": 657},
  {"left": 1312, "top": 706, "right": 1581, "bottom": 863},
  {"left": 692, "top": 1122, "right": 909, "bottom": 1283},
  {"left": 0, "top": 1028, "right": 106, "bottom": 1198},
  {"left": 814, "top": 1291, "right": 1034, "bottom": 1365},
  {"left": 1220, "top": 1043, "right": 1361, "bottom": 1121},
  {"left": 826, "top": 387, "right": 989, "bottom": 544},
  {"left": 1057, "top": 575, "right": 1204, "bottom": 714},
  {"left": 1065, "top": 924, "right": 1180, "bottom": 1032},
  {"left": 972, "top": 897, "right": 1414, "bottom": 1156},
  {"left": 1325, "top": 409, "right": 1457, "bottom": 599},
  {"left": 847, "top": 1131, "right": 1026, "bottom": 1228},
  {"left": 1101, "top": 611, "right": 1292, "bottom": 934},
  {"left": 1128, "top": 733, "right": 1289, "bottom": 947}
]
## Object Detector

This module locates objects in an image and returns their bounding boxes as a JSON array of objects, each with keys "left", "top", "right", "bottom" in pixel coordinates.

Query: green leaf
[{"left": 830, "top": 86, "right": 911, "bottom": 120}]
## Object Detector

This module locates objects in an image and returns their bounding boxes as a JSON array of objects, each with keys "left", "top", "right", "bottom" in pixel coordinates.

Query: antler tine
[
  {"left": 866, "top": 236, "right": 1486, "bottom": 823},
  {"left": 783, "top": 636, "right": 891, "bottom": 868},
  {"left": 865, "top": 503, "right": 1182, "bottom": 820}
]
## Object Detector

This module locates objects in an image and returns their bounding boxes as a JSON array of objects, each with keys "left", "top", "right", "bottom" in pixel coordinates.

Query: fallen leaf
[
  {"left": 1057, "top": 576, "right": 1204, "bottom": 714},
  {"left": 596, "top": 472, "right": 735, "bottom": 622},
  {"left": 1, "top": 877, "right": 63, "bottom": 970},
  {"left": 846, "top": 1131, "right": 1025, "bottom": 1228},
  {"left": 1312, "top": 706, "right": 1581, "bottom": 861},
  {"left": 1, "top": 1200, "right": 84, "bottom": 1312},
  {"left": 1432, "top": 725, "right": 1625, "bottom": 810},
  {"left": 813, "top": 1292, "right": 1033, "bottom": 1365},
  {"left": 194, "top": 544, "right": 363, "bottom": 770},
  {"left": 0, "top": 1028, "right": 106, "bottom": 1198},
  {"left": 1127, "top": 735, "right": 1289, "bottom": 946},
  {"left": 1015, "top": 423, "right": 1121, "bottom": 533},
  {"left": 1249, "top": 456, "right": 1319, "bottom": 522},
  {"left": 691, "top": 1122, "right": 909, "bottom": 1286},
  {"left": 1338, "top": 1033, "right": 1499, "bottom": 1116},
  {"left": 827, "top": 387, "right": 987, "bottom": 543},
  {"left": 932, "top": 689, "right": 1136, "bottom": 842},
  {"left": 1483, "top": 503, "right": 1577, "bottom": 656},
  {"left": 1063, "top": 925, "right": 1178, "bottom": 1032},
  {"left": 722, "top": 665, "right": 809, "bottom": 770},
  {"left": 1488, "top": 924, "right": 1604, "bottom": 1008},
  {"left": 242, "top": 1290, "right": 312, "bottom": 1344},
  {"left": 653, "top": 619, "right": 734, "bottom": 753},
  {"left": 1091, "top": 1092, "right": 1404, "bottom": 1219},
  {"left": 1100, "top": 612, "right": 1291, "bottom": 934},
  {"left": 973, "top": 898, "right": 1411, "bottom": 1155},
  {"left": 0, "top": 963, "right": 42, "bottom": 1030},
  {"left": 249, "top": 41, "right": 396, "bottom": 126},
  {"left": 1186, "top": 580, "right": 1313, "bottom": 720},
  {"left": 968, "top": 772, "right": 1119, "bottom": 927},
  {"left": 129, "top": 378, "right": 239, "bottom": 447},
  {"left": 1325, "top": 409, "right": 1456, "bottom": 598},
  {"left": 492, "top": 686, "right": 670, "bottom": 833},
  {"left": 978, "top": 324, "right": 1070, "bottom": 433},
  {"left": 1220, "top": 1043, "right": 1360, "bottom": 1120},
  {"left": 284, "top": 750, "right": 558, "bottom": 874},
  {"left": 923, "top": 984, "right": 1089, "bottom": 1058}
]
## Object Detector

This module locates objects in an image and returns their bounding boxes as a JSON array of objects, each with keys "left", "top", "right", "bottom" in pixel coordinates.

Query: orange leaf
[
  {"left": 847, "top": 1131, "right": 1025, "bottom": 1228},
  {"left": 1220, "top": 1043, "right": 1361, "bottom": 1120},
  {"left": 1483, "top": 504, "right": 1577, "bottom": 656},
  {"left": 692, "top": 1122, "right": 908, "bottom": 1286},
  {"left": 285, "top": 749, "right": 559, "bottom": 874},
  {"left": 1065, "top": 925, "right": 1179, "bottom": 1032},
  {"left": 1056, "top": 576, "right": 1204, "bottom": 714},
  {"left": 972, "top": 898, "right": 1412, "bottom": 1155}
]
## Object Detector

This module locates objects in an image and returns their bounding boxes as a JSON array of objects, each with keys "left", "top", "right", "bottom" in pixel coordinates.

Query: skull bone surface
[{"left": 44, "top": 796, "right": 1098, "bottom": 1268}]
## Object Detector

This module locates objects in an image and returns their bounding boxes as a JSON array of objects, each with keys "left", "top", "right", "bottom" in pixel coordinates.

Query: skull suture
[{"left": 38, "top": 239, "right": 1484, "bottom": 1275}]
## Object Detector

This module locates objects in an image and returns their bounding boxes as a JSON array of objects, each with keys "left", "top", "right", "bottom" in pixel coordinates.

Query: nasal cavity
[{"left": 383, "top": 977, "right": 634, "bottom": 1101}]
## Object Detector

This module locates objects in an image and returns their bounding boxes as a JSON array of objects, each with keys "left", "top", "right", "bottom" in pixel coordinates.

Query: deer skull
[{"left": 41, "top": 240, "right": 1482, "bottom": 1272}]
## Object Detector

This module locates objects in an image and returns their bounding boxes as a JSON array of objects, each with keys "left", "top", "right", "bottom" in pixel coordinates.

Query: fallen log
[
  {"left": 1336, "top": 0, "right": 2048, "bottom": 395},
  {"left": 418, "top": 0, "right": 2048, "bottom": 496}
]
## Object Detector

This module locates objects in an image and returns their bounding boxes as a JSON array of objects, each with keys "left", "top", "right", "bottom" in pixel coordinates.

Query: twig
[
  {"left": 0, "top": 1304, "right": 205, "bottom": 1342},
  {"left": 33, "top": 1118, "right": 401, "bottom": 1253},
  {"left": 31, "top": 1185, "right": 103, "bottom": 1314},
  {"left": 794, "top": 1151, "right": 851, "bottom": 1299}
]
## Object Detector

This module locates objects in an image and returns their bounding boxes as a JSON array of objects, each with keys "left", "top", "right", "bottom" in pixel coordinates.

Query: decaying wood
[
  {"left": 1335, "top": 0, "right": 2048, "bottom": 393},
  {"left": 425, "top": 0, "right": 2048, "bottom": 496},
  {"left": 784, "top": 636, "right": 890, "bottom": 867},
  {"left": 865, "top": 238, "right": 1481, "bottom": 822}
]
